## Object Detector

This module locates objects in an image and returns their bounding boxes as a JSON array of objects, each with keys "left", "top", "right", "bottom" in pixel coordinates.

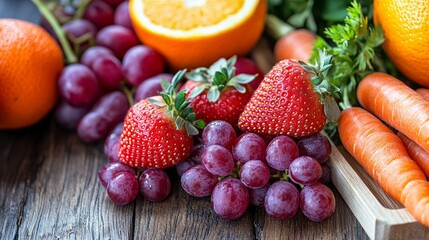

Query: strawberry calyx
[
  {"left": 148, "top": 70, "right": 206, "bottom": 136},
  {"left": 299, "top": 49, "right": 341, "bottom": 122},
  {"left": 185, "top": 56, "right": 257, "bottom": 103}
]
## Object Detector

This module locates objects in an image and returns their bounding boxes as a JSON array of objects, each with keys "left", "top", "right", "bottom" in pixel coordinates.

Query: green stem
[
  {"left": 32, "top": 0, "right": 78, "bottom": 64},
  {"left": 74, "top": 0, "right": 92, "bottom": 20},
  {"left": 121, "top": 83, "right": 135, "bottom": 107},
  {"left": 265, "top": 14, "right": 296, "bottom": 40}
]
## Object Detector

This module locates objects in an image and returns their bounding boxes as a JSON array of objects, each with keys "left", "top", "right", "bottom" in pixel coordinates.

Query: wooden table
[{"left": 0, "top": 0, "right": 370, "bottom": 239}]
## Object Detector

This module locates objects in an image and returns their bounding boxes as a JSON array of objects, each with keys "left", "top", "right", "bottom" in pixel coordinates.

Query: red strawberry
[
  {"left": 118, "top": 70, "right": 205, "bottom": 168},
  {"left": 182, "top": 56, "right": 257, "bottom": 127},
  {"left": 238, "top": 57, "right": 339, "bottom": 138}
]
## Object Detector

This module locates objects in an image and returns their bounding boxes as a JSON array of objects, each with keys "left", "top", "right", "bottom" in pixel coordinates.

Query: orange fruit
[
  {"left": 0, "top": 19, "right": 64, "bottom": 129},
  {"left": 129, "top": 0, "right": 267, "bottom": 71},
  {"left": 373, "top": 0, "right": 429, "bottom": 87}
]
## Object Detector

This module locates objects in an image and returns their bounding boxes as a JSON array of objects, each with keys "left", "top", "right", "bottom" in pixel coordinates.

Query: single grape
[
  {"left": 234, "top": 56, "right": 264, "bottom": 90},
  {"left": 232, "top": 132, "right": 266, "bottom": 164},
  {"left": 318, "top": 164, "right": 332, "bottom": 184},
  {"left": 91, "top": 54, "right": 123, "bottom": 91},
  {"left": 249, "top": 182, "right": 271, "bottom": 207},
  {"left": 81, "top": 45, "right": 115, "bottom": 68},
  {"left": 107, "top": 171, "right": 139, "bottom": 205},
  {"left": 62, "top": 19, "right": 97, "bottom": 54},
  {"left": 122, "top": 45, "right": 166, "bottom": 87},
  {"left": 114, "top": 1, "right": 133, "bottom": 30},
  {"left": 139, "top": 168, "right": 171, "bottom": 202},
  {"left": 300, "top": 183, "right": 336, "bottom": 222},
  {"left": 54, "top": 100, "right": 89, "bottom": 130},
  {"left": 202, "top": 120, "right": 237, "bottom": 150},
  {"left": 201, "top": 145, "right": 235, "bottom": 177},
  {"left": 58, "top": 63, "right": 100, "bottom": 107},
  {"left": 77, "top": 91, "right": 129, "bottom": 142},
  {"left": 266, "top": 135, "right": 299, "bottom": 171},
  {"left": 289, "top": 156, "right": 323, "bottom": 185},
  {"left": 264, "top": 181, "right": 300, "bottom": 220},
  {"left": 181, "top": 165, "right": 218, "bottom": 197},
  {"left": 134, "top": 73, "right": 174, "bottom": 102},
  {"left": 83, "top": 0, "right": 114, "bottom": 30},
  {"left": 104, "top": 122, "right": 124, "bottom": 162},
  {"left": 211, "top": 178, "right": 249, "bottom": 220},
  {"left": 96, "top": 25, "right": 139, "bottom": 59},
  {"left": 98, "top": 161, "right": 136, "bottom": 188},
  {"left": 297, "top": 133, "right": 332, "bottom": 164},
  {"left": 239, "top": 160, "right": 270, "bottom": 189}
]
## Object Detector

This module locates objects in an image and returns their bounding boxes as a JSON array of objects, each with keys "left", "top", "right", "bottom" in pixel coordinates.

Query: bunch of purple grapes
[{"left": 177, "top": 120, "right": 336, "bottom": 221}]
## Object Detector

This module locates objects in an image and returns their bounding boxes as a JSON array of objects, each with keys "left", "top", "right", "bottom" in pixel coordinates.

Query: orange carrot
[
  {"left": 397, "top": 132, "right": 429, "bottom": 178},
  {"left": 274, "top": 29, "right": 316, "bottom": 63},
  {"left": 416, "top": 88, "right": 429, "bottom": 101},
  {"left": 338, "top": 107, "right": 429, "bottom": 227},
  {"left": 357, "top": 72, "right": 429, "bottom": 154}
]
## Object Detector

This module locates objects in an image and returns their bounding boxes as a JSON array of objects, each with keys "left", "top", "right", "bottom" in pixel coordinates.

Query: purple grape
[
  {"left": 211, "top": 178, "right": 249, "bottom": 220},
  {"left": 83, "top": 0, "right": 115, "bottom": 30},
  {"left": 58, "top": 64, "right": 100, "bottom": 107},
  {"left": 81, "top": 46, "right": 115, "bottom": 68},
  {"left": 91, "top": 54, "right": 123, "bottom": 91},
  {"left": 297, "top": 133, "right": 332, "bottom": 164},
  {"left": 318, "top": 164, "right": 332, "bottom": 184},
  {"left": 264, "top": 181, "right": 299, "bottom": 220},
  {"left": 107, "top": 171, "right": 139, "bottom": 205},
  {"left": 96, "top": 25, "right": 139, "bottom": 58},
  {"left": 62, "top": 19, "right": 97, "bottom": 54},
  {"left": 289, "top": 156, "right": 323, "bottom": 185},
  {"left": 122, "top": 45, "right": 166, "bottom": 87},
  {"left": 239, "top": 160, "right": 270, "bottom": 189},
  {"left": 300, "top": 183, "right": 336, "bottom": 222},
  {"left": 98, "top": 161, "right": 136, "bottom": 188},
  {"left": 139, "top": 168, "right": 171, "bottom": 202},
  {"left": 134, "top": 73, "right": 174, "bottom": 102},
  {"left": 266, "top": 135, "right": 299, "bottom": 171},
  {"left": 202, "top": 120, "right": 237, "bottom": 150},
  {"left": 249, "top": 182, "right": 271, "bottom": 207},
  {"left": 201, "top": 145, "right": 235, "bottom": 177},
  {"left": 77, "top": 91, "right": 129, "bottom": 142},
  {"left": 234, "top": 56, "right": 264, "bottom": 90},
  {"left": 181, "top": 165, "right": 218, "bottom": 197},
  {"left": 114, "top": 1, "right": 133, "bottom": 30},
  {"left": 104, "top": 122, "right": 124, "bottom": 162},
  {"left": 54, "top": 100, "right": 89, "bottom": 130},
  {"left": 232, "top": 132, "right": 266, "bottom": 164}
]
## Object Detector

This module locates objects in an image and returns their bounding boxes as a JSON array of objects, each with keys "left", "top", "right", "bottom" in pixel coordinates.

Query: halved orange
[{"left": 129, "top": 0, "right": 267, "bottom": 71}]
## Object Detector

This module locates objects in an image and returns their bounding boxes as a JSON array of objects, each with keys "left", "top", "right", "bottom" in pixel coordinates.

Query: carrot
[
  {"left": 338, "top": 107, "right": 429, "bottom": 227},
  {"left": 357, "top": 72, "right": 429, "bottom": 154},
  {"left": 265, "top": 14, "right": 316, "bottom": 63},
  {"left": 397, "top": 132, "right": 429, "bottom": 178},
  {"left": 274, "top": 29, "right": 316, "bottom": 63},
  {"left": 416, "top": 88, "right": 429, "bottom": 101}
]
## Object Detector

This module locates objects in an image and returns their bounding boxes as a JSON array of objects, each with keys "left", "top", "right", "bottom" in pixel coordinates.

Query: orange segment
[{"left": 130, "top": 0, "right": 266, "bottom": 70}]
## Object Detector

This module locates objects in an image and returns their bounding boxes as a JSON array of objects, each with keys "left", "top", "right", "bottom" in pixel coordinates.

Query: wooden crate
[{"left": 251, "top": 38, "right": 429, "bottom": 240}]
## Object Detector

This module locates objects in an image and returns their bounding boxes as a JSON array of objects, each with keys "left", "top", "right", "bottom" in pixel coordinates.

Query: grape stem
[
  {"left": 31, "top": 0, "right": 78, "bottom": 64},
  {"left": 74, "top": 0, "right": 92, "bottom": 20}
]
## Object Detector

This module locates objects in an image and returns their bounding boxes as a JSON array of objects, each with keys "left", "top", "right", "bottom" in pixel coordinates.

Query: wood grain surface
[{"left": 0, "top": 1, "right": 369, "bottom": 239}]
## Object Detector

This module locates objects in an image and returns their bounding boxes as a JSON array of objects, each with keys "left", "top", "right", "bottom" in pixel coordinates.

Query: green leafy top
[
  {"left": 299, "top": 49, "right": 341, "bottom": 122},
  {"left": 310, "top": 0, "right": 385, "bottom": 110},
  {"left": 185, "top": 56, "right": 257, "bottom": 103},
  {"left": 148, "top": 70, "right": 205, "bottom": 136}
]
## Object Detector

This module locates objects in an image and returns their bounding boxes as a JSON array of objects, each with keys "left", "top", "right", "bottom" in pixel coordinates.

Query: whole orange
[
  {"left": 129, "top": 0, "right": 267, "bottom": 71},
  {"left": 0, "top": 19, "right": 64, "bottom": 129},
  {"left": 373, "top": 0, "right": 429, "bottom": 86}
]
